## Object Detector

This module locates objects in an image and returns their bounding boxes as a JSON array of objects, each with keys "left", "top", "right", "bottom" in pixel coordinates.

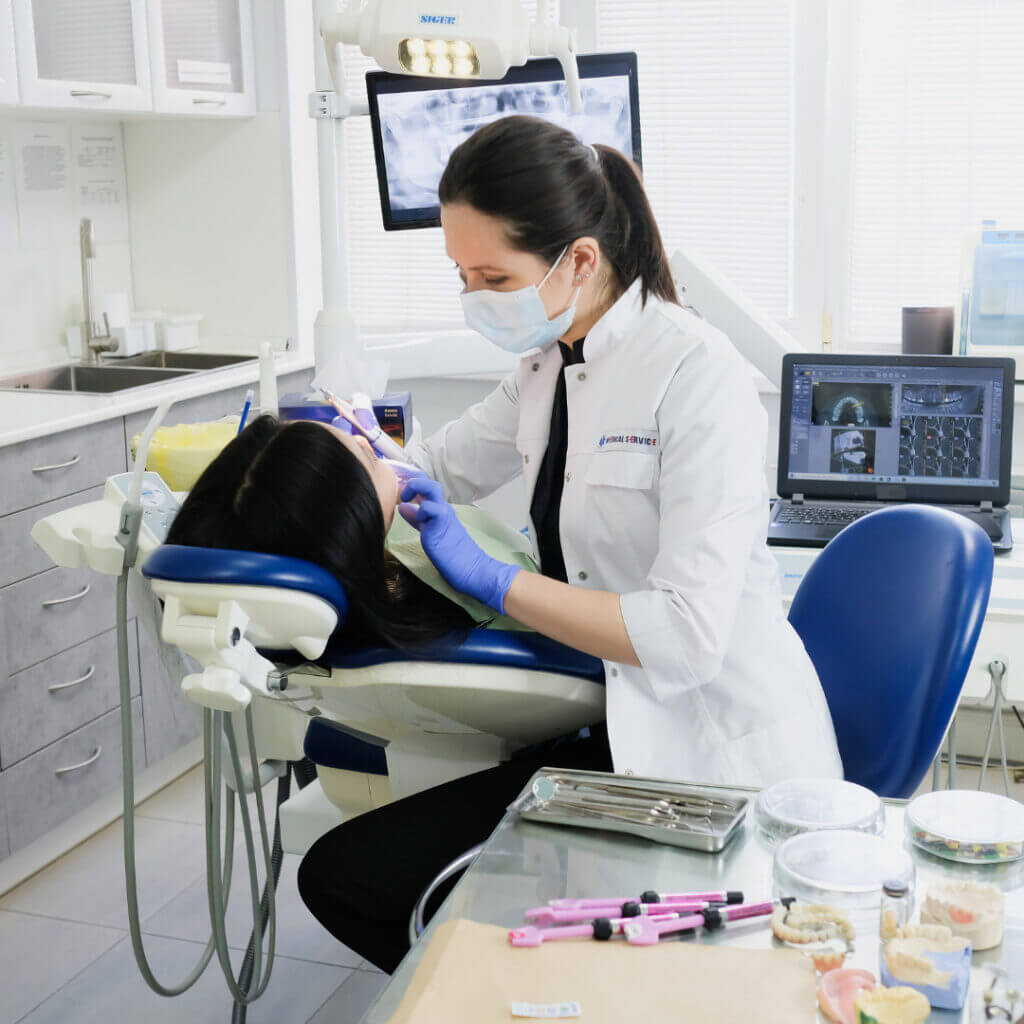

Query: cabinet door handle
[
  {"left": 32, "top": 454, "right": 81, "bottom": 473},
  {"left": 55, "top": 745, "right": 102, "bottom": 776},
  {"left": 70, "top": 89, "right": 112, "bottom": 100},
  {"left": 192, "top": 98, "right": 227, "bottom": 106},
  {"left": 48, "top": 665, "right": 96, "bottom": 694},
  {"left": 42, "top": 584, "right": 91, "bottom": 608}
]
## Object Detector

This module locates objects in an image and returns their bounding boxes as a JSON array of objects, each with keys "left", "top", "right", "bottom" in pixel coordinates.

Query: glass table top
[{"left": 362, "top": 778, "right": 1024, "bottom": 1022}]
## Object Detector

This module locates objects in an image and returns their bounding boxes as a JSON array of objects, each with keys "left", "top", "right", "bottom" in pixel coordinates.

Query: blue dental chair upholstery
[
  {"left": 788, "top": 505, "right": 993, "bottom": 799},
  {"left": 144, "top": 545, "right": 605, "bottom": 777}
]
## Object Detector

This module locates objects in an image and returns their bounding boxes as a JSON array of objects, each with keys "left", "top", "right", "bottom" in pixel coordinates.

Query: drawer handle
[
  {"left": 193, "top": 97, "right": 227, "bottom": 106},
  {"left": 55, "top": 745, "right": 102, "bottom": 776},
  {"left": 48, "top": 664, "right": 96, "bottom": 693},
  {"left": 42, "top": 584, "right": 91, "bottom": 608},
  {"left": 70, "top": 89, "right": 112, "bottom": 100},
  {"left": 32, "top": 454, "right": 81, "bottom": 473}
]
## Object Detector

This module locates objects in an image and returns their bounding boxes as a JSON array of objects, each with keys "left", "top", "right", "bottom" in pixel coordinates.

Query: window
[
  {"left": 598, "top": 0, "right": 798, "bottom": 325},
  {"left": 840, "top": 0, "right": 1024, "bottom": 350}
]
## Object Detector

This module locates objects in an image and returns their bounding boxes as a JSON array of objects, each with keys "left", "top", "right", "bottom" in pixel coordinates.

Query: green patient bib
[{"left": 386, "top": 505, "right": 539, "bottom": 630}]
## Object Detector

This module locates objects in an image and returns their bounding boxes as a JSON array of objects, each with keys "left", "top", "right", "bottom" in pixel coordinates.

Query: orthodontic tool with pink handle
[
  {"left": 525, "top": 899, "right": 712, "bottom": 927},
  {"left": 509, "top": 912, "right": 679, "bottom": 948},
  {"left": 543, "top": 890, "right": 743, "bottom": 913},
  {"left": 624, "top": 900, "right": 778, "bottom": 947}
]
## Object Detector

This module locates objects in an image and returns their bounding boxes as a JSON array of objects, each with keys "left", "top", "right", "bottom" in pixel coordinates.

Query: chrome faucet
[{"left": 79, "top": 218, "right": 115, "bottom": 365}]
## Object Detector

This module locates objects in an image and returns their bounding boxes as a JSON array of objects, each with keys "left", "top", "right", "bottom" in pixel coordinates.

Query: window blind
[
  {"left": 598, "top": 0, "right": 795, "bottom": 322},
  {"left": 340, "top": 1, "right": 540, "bottom": 334},
  {"left": 845, "top": 0, "right": 1024, "bottom": 349}
]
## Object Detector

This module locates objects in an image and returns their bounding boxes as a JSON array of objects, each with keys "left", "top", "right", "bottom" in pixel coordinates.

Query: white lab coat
[{"left": 406, "top": 279, "right": 842, "bottom": 787}]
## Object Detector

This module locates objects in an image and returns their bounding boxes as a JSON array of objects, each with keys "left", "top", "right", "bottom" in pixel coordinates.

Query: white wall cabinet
[
  {"left": 0, "top": 0, "right": 19, "bottom": 104},
  {"left": 146, "top": 0, "right": 254, "bottom": 116},
  {"left": 12, "top": 0, "right": 153, "bottom": 112}
]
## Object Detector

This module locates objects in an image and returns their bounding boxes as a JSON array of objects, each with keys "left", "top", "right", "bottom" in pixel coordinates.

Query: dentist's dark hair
[
  {"left": 166, "top": 415, "right": 475, "bottom": 650},
  {"left": 439, "top": 115, "right": 678, "bottom": 308}
]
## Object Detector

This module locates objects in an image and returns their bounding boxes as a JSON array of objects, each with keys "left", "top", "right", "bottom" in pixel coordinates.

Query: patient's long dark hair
[{"left": 166, "top": 416, "right": 475, "bottom": 650}]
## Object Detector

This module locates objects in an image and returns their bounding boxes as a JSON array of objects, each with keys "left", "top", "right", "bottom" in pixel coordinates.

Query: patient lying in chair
[{"left": 166, "top": 415, "right": 537, "bottom": 647}]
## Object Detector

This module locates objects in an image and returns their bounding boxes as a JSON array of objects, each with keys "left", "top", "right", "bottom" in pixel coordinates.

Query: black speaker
[{"left": 902, "top": 306, "right": 954, "bottom": 355}]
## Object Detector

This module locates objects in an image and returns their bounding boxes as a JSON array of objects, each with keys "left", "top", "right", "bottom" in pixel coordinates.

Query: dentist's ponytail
[{"left": 439, "top": 116, "right": 678, "bottom": 308}]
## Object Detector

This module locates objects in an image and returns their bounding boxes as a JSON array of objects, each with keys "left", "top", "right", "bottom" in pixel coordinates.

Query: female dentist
[{"left": 298, "top": 116, "right": 841, "bottom": 972}]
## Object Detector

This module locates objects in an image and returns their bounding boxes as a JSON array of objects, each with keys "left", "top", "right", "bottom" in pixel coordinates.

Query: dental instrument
[
  {"left": 509, "top": 912, "right": 680, "bottom": 948},
  {"left": 543, "top": 889, "right": 744, "bottom": 912},
  {"left": 525, "top": 900, "right": 714, "bottom": 928},
  {"left": 624, "top": 901, "right": 779, "bottom": 947},
  {"left": 351, "top": 391, "right": 407, "bottom": 460},
  {"left": 238, "top": 388, "right": 254, "bottom": 434}
]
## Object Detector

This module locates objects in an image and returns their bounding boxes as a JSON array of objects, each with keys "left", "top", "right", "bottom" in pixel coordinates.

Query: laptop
[{"left": 768, "top": 353, "right": 1015, "bottom": 552}]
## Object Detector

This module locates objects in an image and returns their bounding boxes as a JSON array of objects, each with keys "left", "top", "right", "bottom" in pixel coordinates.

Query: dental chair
[{"left": 142, "top": 544, "right": 607, "bottom": 854}]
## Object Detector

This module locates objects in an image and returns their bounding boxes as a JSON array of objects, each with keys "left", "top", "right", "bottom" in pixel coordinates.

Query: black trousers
[{"left": 297, "top": 725, "right": 612, "bottom": 973}]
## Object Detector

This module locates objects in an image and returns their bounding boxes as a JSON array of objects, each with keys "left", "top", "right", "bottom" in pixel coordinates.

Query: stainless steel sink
[
  {"left": 111, "top": 352, "right": 256, "bottom": 371},
  {"left": 0, "top": 365, "right": 192, "bottom": 394}
]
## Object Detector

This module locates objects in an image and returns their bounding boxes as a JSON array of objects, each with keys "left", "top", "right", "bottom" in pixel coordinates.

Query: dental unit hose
[{"left": 115, "top": 400, "right": 278, "bottom": 1018}]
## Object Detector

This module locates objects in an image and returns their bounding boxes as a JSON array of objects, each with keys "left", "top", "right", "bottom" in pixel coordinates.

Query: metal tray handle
[
  {"left": 32, "top": 454, "right": 81, "bottom": 473},
  {"left": 42, "top": 584, "right": 91, "bottom": 608}
]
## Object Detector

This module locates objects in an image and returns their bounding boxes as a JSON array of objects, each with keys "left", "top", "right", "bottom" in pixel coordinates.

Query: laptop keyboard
[{"left": 774, "top": 504, "right": 869, "bottom": 527}]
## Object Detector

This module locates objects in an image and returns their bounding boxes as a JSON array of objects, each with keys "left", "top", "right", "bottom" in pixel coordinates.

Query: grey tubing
[
  {"left": 232, "top": 766, "right": 290, "bottom": 1024},
  {"left": 117, "top": 570, "right": 236, "bottom": 996},
  {"left": 205, "top": 707, "right": 277, "bottom": 1008}
]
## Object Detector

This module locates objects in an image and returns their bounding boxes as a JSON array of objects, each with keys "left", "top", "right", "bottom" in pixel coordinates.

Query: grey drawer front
[
  {"left": 0, "top": 486, "right": 104, "bottom": 589},
  {"left": 0, "top": 419, "right": 125, "bottom": 517},
  {"left": 0, "top": 774, "right": 9, "bottom": 861},
  {"left": 0, "top": 624, "right": 140, "bottom": 769},
  {"left": 4, "top": 698, "right": 144, "bottom": 853},
  {"left": 0, "top": 566, "right": 119, "bottom": 675},
  {"left": 138, "top": 607, "right": 201, "bottom": 765}
]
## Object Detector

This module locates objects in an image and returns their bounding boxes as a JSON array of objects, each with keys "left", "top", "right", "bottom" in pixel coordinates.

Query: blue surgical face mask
[{"left": 459, "top": 246, "right": 581, "bottom": 354}]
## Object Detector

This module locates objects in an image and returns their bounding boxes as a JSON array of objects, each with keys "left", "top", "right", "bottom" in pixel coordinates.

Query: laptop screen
[{"left": 779, "top": 356, "right": 1013, "bottom": 502}]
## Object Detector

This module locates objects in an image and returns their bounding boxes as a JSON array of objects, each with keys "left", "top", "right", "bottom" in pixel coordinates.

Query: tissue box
[{"left": 279, "top": 391, "right": 412, "bottom": 446}]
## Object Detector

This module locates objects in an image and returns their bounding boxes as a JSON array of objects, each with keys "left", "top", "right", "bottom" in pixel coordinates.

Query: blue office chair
[{"left": 788, "top": 504, "right": 993, "bottom": 799}]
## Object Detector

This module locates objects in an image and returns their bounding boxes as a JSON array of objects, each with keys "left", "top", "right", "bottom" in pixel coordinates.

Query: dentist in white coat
[
  {"left": 297, "top": 116, "right": 841, "bottom": 974},
  {"left": 402, "top": 116, "right": 842, "bottom": 787}
]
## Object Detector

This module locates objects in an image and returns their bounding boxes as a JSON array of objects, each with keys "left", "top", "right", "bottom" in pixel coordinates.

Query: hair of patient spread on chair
[{"left": 164, "top": 415, "right": 516, "bottom": 650}]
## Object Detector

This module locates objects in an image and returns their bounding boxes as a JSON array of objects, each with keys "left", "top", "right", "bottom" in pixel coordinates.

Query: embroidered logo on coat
[{"left": 597, "top": 431, "right": 659, "bottom": 451}]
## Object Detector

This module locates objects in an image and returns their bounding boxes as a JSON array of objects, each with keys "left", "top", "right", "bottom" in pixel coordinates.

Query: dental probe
[
  {"left": 542, "top": 889, "right": 743, "bottom": 913},
  {"left": 525, "top": 899, "right": 714, "bottom": 927},
  {"left": 318, "top": 386, "right": 407, "bottom": 461}
]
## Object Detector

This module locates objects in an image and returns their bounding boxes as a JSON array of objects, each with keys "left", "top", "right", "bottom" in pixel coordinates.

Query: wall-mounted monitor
[{"left": 365, "top": 51, "right": 641, "bottom": 231}]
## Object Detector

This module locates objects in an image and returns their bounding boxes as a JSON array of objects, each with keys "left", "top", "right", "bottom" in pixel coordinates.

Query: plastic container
[
  {"left": 131, "top": 420, "right": 238, "bottom": 491},
  {"left": 754, "top": 778, "right": 884, "bottom": 842},
  {"left": 772, "top": 830, "right": 915, "bottom": 909},
  {"left": 880, "top": 878, "right": 910, "bottom": 939},
  {"left": 157, "top": 313, "right": 203, "bottom": 352},
  {"left": 906, "top": 789, "right": 1024, "bottom": 863}
]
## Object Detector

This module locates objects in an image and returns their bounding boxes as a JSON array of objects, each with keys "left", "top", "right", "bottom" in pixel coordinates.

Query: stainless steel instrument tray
[{"left": 515, "top": 768, "right": 749, "bottom": 853}]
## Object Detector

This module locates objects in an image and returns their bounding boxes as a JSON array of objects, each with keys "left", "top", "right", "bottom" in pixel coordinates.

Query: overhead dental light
[{"left": 320, "top": 0, "right": 584, "bottom": 113}]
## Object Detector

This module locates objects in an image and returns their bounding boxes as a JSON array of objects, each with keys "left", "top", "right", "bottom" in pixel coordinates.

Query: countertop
[
  {"left": 0, "top": 352, "right": 314, "bottom": 448},
  {"left": 363, "top": 776, "right": 1024, "bottom": 1023}
]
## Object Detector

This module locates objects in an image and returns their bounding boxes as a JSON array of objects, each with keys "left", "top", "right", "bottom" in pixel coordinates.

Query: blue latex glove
[
  {"left": 399, "top": 475, "right": 521, "bottom": 615},
  {"left": 330, "top": 414, "right": 356, "bottom": 435}
]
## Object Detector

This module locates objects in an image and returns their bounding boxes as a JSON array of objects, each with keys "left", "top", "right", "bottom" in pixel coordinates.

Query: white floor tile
[
  {"left": 18, "top": 934, "right": 354, "bottom": 1024},
  {"left": 307, "top": 968, "right": 390, "bottom": 1024},
  {"left": 0, "top": 910, "right": 124, "bottom": 1024},
  {"left": 0, "top": 817, "right": 205, "bottom": 930},
  {"left": 137, "top": 764, "right": 283, "bottom": 834},
  {"left": 143, "top": 850, "right": 362, "bottom": 969}
]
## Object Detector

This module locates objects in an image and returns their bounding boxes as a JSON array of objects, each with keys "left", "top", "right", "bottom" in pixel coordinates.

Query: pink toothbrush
[
  {"left": 526, "top": 899, "right": 710, "bottom": 927},
  {"left": 510, "top": 913, "right": 678, "bottom": 948},
  {"left": 545, "top": 890, "right": 743, "bottom": 912}
]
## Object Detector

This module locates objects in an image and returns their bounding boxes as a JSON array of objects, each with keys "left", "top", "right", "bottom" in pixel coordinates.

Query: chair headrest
[{"left": 143, "top": 545, "right": 349, "bottom": 621}]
